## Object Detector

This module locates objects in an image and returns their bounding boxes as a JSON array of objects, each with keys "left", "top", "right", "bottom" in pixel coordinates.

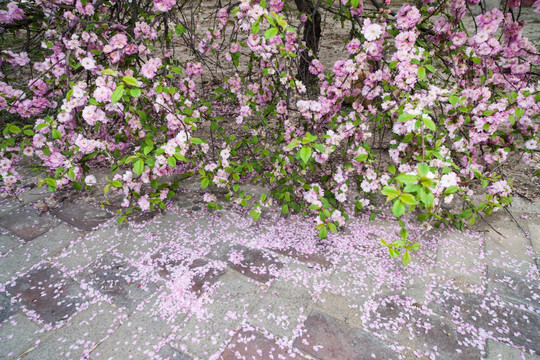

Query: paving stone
[
  {"left": 51, "top": 200, "right": 113, "bottom": 231},
  {"left": 54, "top": 225, "right": 132, "bottom": 273},
  {"left": 294, "top": 310, "right": 398, "bottom": 360},
  {"left": 0, "top": 206, "right": 57, "bottom": 242},
  {"left": 435, "top": 230, "right": 485, "bottom": 290},
  {"left": 367, "top": 295, "right": 481, "bottom": 359},
  {"left": 170, "top": 271, "right": 263, "bottom": 359},
  {"left": 247, "top": 275, "right": 312, "bottom": 338},
  {"left": 0, "top": 232, "right": 21, "bottom": 256},
  {"left": 6, "top": 265, "right": 87, "bottom": 325},
  {"left": 224, "top": 245, "right": 284, "bottom": 283},
  {"left": 79, "top": 253, "right": 156, "bottom": 313},
  {"left": 485, "top": 339, "right": 540, "bottom": 360},
  {"left": 17, "top": 186, "right": 51, "bottom": 204},
  {"left": 21, "top": 302, "right": 121, "bottom": 360},
  {"left": 429, "top": 289, "right": 540, "bottom": 354},
  {"left": 0, "top": 223, "right": 85, "bottom": 284},
  {"left": 270, "top": 246, "right": 332, "bottom": 268},
  {"left": 487, "top": 267, "right": 540, "bottom": 310},
  {"left": 91, "top": 302, "right": 170, "bottom": 359},
  {"left": 220, "top": 329, "right": 306, "bottom": 359},
  {"left": 189, "top": 259, "right": 227, "bottom": 296},
  {"left": 0, "top": 292, "right": 19, "bottom": 323},
  {"left": 156, "top": 344, "right": 192, "bottom": 360},
  {"left": 528, "top": 220, "right": 540, "bottom": 258},
  {"left": 484, "top": 217, "right": 536, "bottom": 273},
  {"left": 0, "top": 198, "right": 23, "bottom": 217},
  {"left": 0, "top": 312, "right": 42, "bottom": 359}
]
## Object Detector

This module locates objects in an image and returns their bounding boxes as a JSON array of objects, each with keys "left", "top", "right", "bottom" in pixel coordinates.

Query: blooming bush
[{"left": 0, "top": 0, "right": 539, "bottom": 265}]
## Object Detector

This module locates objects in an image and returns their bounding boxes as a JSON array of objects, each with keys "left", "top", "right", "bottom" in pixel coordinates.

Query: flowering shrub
[{"left": 0, "top": 0, "right": 539, "bottom": 265}]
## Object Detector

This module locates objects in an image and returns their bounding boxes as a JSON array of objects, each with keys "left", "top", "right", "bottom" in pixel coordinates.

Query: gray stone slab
[
  {"left": 221, "top": 329, "right": 306, "bottom": 359},
  {"left": 17, "top": 186, "right": 51, "bottom": 205},
  {"left": 156, "top": 344, "right": 192, "bottom": 360},
  {"left": 0, "top": 312, "right": 42, "bottom": 359},
  {"left": 21, "top": 302, "right": 121, "bottom": 360},
  {"left": 51, "top": 200, "right": 113, "bottom": 231},
  {"left": 368, "top": 295, "right": 481, "bottom": 359},
  {"left": 53, "top": 225, "right": 132, "bottom": 273},
  {"left": 0, "top": 232, "right": 21, "bottom": 256},
  {"left": 294, "top": 310, "right": 399, "bottom": 360},
  {"left": 487, "top": 267, "right": 540, "bottom": 310},
  {"left": 484, "top": 217, "right": 536, "bottom": 273},
  {"left": 0, "top": 292, "right": 19, "bottom": 323},
  {"left": 221, "top": 244, "right": 284, "bottom": 283},
  {"left": 435, "top": 230, "right": 485, "bottom": 290},
  {"left": 78, "top": 253, "right": 157, "bottom": 313},
  {"left": 429, "top": 288, "right": 540, "bottom": 354},
  {"left": 486, "top": 339, "right": 540, "bottom": 360},
  {"left": 247, "top": 271, "right": 312, "bottom": 338},
  {"left": 0, "top": 224, "right": 83, "bottom": 284},
  {"left": 91, "top": 302, "right": 170, "bottom": 359},
  {"left": 0, "top": 198, "right": 23, "bottom": 217},
  {"left": 0, "top": 206, "right": 58, "bottom": 242},
  {"left": 170, "top": 271, "right": 263, "bottom": 359},
  {"left": 6, "top": 265, "right": 87, "bottom": 325}
]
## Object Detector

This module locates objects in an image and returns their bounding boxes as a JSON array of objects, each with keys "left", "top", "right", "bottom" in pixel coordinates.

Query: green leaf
[
  {"left": 175, "top": 24, "right": 186, "bottom": 35},
  {"left": 449, "top": 95, "right": 459, "bottom": 106},
  {"left": 36, "top": 123, "right": 48, "bottom": 131},
  {"left": 419, "top": 189, "right": 434, "bottom": 207},
  {"left": 286, "top": 139, "right": 300, "bottom": 150},
  {"left": 400, "top": 193, "right": 418, "bottom": 205},
  {"left": 392, "top": 199, "right": 406, "bottom": 218},
  {"left": 112, "top": 180, "right": 122, "bottom": 188},
  {"left": 133, "top": 158, "right": 145, "bottom": 175},
  {"left": 73, "top": 181, "right": 82, "bottom": 190},
  {"left": 190, "top": 137, "right": 204, "bottom": 144},
  {"left": 281, "top": 204, "right": 289, "bottom": 215},
  {"left": 422, "top": 117, "right": 437, "bottom": 131},
  {"left": 251, "top": 20, "right": 260, "bottom": 34},
  {"left": 102, "top": 68, "right": 117, "bottom": 76},
  {"left": 444, "top": 185, "right": 458, "bottom": 194},
  {"left": 52, "top": 129, "right": 62, "bottom": 139},
  {"left": 9, "top": 125, "right": 21, "bottom": 134},
  {"left": 417, "top": 66, "right": 426, "bottom": 81},
  {"left": 298, "top": 146, "right": 312, "bottom": 164},
  {"left": 425, "top": 64, "right": 435, "bottom": 73},
  {"left": 351, "top": 0, "right": 360, "bottom": 7},
  {"left": 318, "top": 225, "right": 327, "bottom": 239},
  {"left": 130, "top": 88, "right": 141, "bottom": 98},
  {"left": 168, "top": 156, "right": 177, "bottom": 167},
  {"left": 396, "top": 174, "right": 418, "bottom": 184},
  {"left": 328, "top": 222, "right": 338, "bottom": 233},
  {"left": 111, "top": 84, "right": 124, "bottom": 104},
  {"left": 398, "top": 113, "right": 416, "bottom": 122},
  {"left": 417, "top": 163, "right": 429, "bottom": 177},
  {"left": 201, "top": 178, "right": 210, "bottom": 188},
  {"left": 264, "top": 27, "right": 278, "bottom": 40},
  {"left": 122, "top": 76, "right": 140, "bottom": 87},
  {"left": 402, "top": 250, "right": 411, "bottom": 266}
]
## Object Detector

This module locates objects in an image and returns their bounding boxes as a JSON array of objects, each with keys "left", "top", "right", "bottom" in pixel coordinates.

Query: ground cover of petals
[{"left": 0, "top": 183, "right": 538, "bottom": 360}]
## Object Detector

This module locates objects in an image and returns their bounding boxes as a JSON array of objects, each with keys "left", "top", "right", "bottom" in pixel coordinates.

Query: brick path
[{"left": 0, "top": 180, "right": 538, "bottom": 360}]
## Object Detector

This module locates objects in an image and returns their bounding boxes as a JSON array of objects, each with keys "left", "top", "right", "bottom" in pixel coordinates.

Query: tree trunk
[{"left": 294, "top": 0, "right": 322, "bottom": 86}]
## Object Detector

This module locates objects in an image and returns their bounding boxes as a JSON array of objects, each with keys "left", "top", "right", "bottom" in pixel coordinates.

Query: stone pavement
[{"left": 0, "top": 183, "right": 539, "bottom": 360}]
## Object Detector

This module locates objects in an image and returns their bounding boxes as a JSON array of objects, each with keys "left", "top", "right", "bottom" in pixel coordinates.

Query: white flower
[
  {"left": 362, "top": 23, "right": 383, "bottom": 41},
  {"left": 440, "top": 172, "right": 458, "bottom": 188},
  {"left": 85, "top": 175, "right": 97, "bottom": 186},
  {"left": 525, "top": 139, "right": 537, "bottom": 150}
]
